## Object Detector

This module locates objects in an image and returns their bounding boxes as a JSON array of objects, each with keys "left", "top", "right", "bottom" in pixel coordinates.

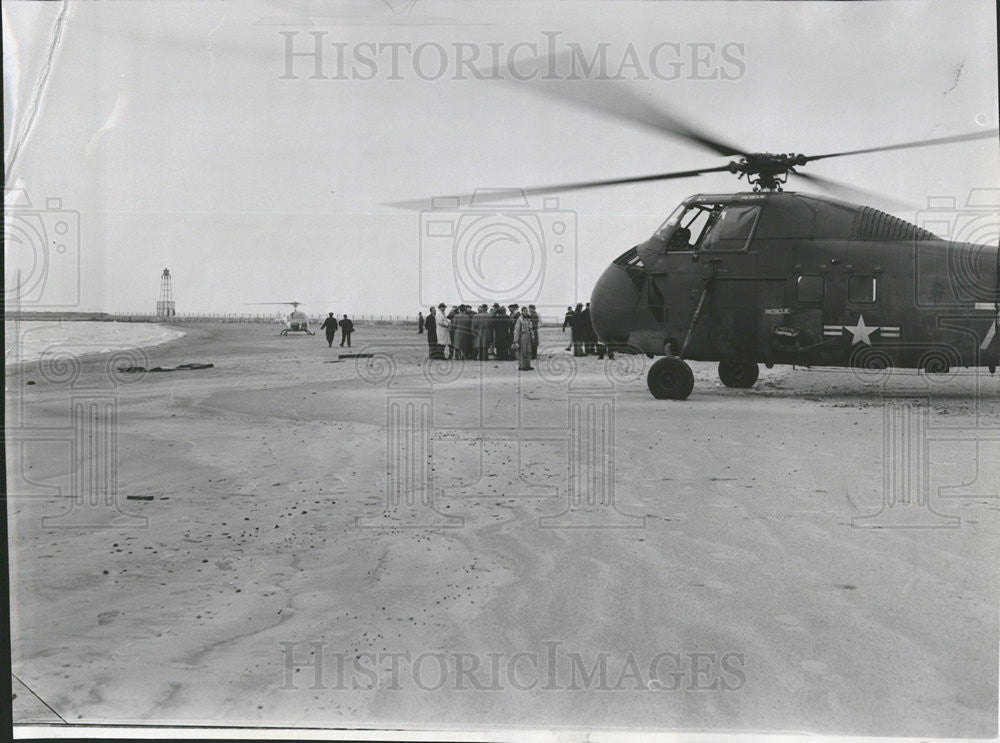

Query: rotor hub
[{"left": 728, "top": 153, "right": 809, "bottom": 191}]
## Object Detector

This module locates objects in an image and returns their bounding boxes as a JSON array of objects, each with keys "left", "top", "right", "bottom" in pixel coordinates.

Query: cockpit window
[
  {"left": 700, "top": 204, "right": 760, "bottom": 251},
  {"left": 653, "top": 202, "right": 761, "bottom": 252}
]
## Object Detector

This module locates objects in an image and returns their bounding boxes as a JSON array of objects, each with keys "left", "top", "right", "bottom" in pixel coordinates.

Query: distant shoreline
[
  {"left": 5, "top": 318, "right": 190, "bottom": 369},
  {"left": 6, "top": 311, "right": 120, "bottom": 321},
  {"left": 4, "top": 311, "right": 422, "bottom": 325}
]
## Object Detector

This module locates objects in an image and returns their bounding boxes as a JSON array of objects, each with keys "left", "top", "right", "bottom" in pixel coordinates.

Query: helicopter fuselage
[{"left": 592, "top": 191, "right": 1000, "bottom": 375}]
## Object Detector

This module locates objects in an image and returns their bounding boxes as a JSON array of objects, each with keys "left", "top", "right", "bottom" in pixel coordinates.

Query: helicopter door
[
  {"left": 691, "top": 203, "right": 775, "bottom": 358},
  {"left": 788, "top": 273, "right": 827, "bottom": 363}
]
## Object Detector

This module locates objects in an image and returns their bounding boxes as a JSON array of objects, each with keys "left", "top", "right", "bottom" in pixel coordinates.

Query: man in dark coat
[
  {"left": 424, "top": 306, "right": 442, "bottom": 359},
  {"left": 508, "top": 304, "right": 519, "bottom": 352},
  {"left": 417, "top": 311, "right": 424, "bottom": 333},
  {"left": 582, "top": 302, "right": 595, "bottom": 354},
  {"left": 320, "top": 312, "right": 338, "bottom": 348},
  {"left": 527, "top": 304, "right": 540, "bottom": 359},
  {"left": 492, "top": 306, "right": 511, "bottom": 360},
  {"left": 571, "top": 303, "right": 585, "bottom": 356},
  {"left": 446, "top": 306, "right": 459, "bottom": 359},
  {"left": 562, "top": 305, "right": 574, "bottom": 350},
  {"left": 472, "top": 304, "right": 493, "bottom": 361},
  {"left": 452, "top": 306, "right": 473, "bottom": 360},
  {"left": 338, "top": 314, "right": 354, "bottom": 347}
]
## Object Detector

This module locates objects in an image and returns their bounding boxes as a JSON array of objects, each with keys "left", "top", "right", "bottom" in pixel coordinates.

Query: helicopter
[
  {"left": 248, "top": 301, "right": 316, "bottom": 335},
  {"left": 392, "top": 73, "right": 1000, "bottom": 400}
]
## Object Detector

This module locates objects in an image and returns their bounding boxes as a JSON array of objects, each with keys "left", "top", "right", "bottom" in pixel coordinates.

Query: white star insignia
[{"left": 844, "top": 315, "right": 877, "bottom": 346}]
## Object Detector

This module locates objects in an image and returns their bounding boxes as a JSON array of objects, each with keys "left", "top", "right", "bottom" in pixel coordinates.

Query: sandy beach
[{"left": 6, "top": 322, "right": 999, "bottom": 736}]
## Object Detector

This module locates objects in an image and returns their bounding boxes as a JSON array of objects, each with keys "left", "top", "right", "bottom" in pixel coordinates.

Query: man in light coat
[
  {"left": 436, "top": 303, "right": 452, "bottom": 360},
  {"left": 513, "top": 308, "right": 534, "bottom": 371}
]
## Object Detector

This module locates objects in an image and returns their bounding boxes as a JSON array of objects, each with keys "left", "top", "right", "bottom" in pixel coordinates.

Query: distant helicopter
[
  {"left": 393, "top": 73, "right": 1000, "bottom": 399},
  {"left": 248, "top": 301, "right": 315, "bottom": 335}
]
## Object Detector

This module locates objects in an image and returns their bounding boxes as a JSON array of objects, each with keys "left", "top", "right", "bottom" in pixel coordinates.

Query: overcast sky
[{"left": 4, "top": 0, "right": 998, "bottom": 317}]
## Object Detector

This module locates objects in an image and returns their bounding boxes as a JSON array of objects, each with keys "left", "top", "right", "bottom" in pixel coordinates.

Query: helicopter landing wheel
[
  {"left": 306, "top": 330, "right": 315, "bottom": 336},
  {"left": 280, "top": 329, "right": 289, "bottom": 336},
  {"left": 647, "top": 356, "right": 694, "bottom": 400},
  {"left": 718, "top": 361, "right": 759, "bottom": 388}
]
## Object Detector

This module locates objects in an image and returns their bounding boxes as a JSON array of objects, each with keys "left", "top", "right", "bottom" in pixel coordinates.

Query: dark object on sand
[
  {"left": 339, "top": 353, "right": 374, "bottom": 359},
  {"left": 117, "top": 363, "right": 214, "bottom": 373}
]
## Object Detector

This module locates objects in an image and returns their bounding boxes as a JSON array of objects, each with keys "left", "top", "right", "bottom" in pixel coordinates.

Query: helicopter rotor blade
[
  {"left": 792, "top": 171, "right": 914, "bottom": 211},
  {"left": 483, "top": 51, "right": 747, "bottom": 158},
  {"left": 803, "top": 129, "right": 999, "bottom": 163},
  {"left": 385, "top": 164, "right": 736, "bottom": 210}
]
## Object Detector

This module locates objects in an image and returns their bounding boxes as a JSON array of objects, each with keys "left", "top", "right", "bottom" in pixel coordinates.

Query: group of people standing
[
  {"left": 421, "top": 303, "right": 539, "bottom": 371},
  {"left": 319, "top": 313, "right": 354, "bottom": 348},
  {"left": 562, "top": 303, "right": 613, "bottom": 359}
]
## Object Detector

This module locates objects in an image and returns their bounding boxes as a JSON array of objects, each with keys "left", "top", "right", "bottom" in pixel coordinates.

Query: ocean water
[{"left": 5, "top": 321, "right": 186, "bottom": 366}]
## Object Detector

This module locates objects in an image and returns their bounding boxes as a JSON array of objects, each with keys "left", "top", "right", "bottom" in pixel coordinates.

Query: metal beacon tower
[{"left": 156, "top": 268, "right": 176, "bottom": 317}]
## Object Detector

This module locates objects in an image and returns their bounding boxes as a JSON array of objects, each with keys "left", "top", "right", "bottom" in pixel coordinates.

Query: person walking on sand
[
  {"left": 562, "top": 305, "right": 573, "bottom": 351},
  {"left": 513, "top": 307, "right": 534, "bottom": 371},
  {"left": 320, "top": 312, "right": 338, "bottom": 348},
  {"left": 417, "top": 311, "right": 424, "bottom": 334},
  {"left": 338, "top": 314, "right": 354, "bottom": 347}
]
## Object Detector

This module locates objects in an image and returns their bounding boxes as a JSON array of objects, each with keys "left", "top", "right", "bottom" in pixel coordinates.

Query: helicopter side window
[
  {"left": 797, "top": 275, "right": 824, "bottom": 303},
  {"left": 848, "top": 275, "right": 878, "bottom": 303},
  {"left": 700, "top": 204, "right": 761, "bottom": 251}
]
